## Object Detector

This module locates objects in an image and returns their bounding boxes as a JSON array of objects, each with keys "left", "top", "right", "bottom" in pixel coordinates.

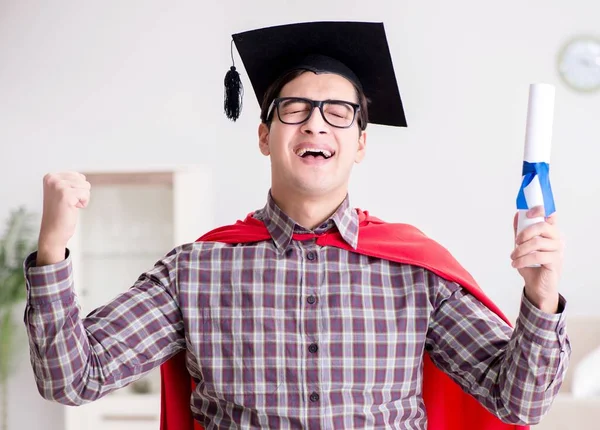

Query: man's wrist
[
  {"left": 36, "top": 239, "right": 67, "bottom": 266},
  {"left": 524, "top": 288, "right": 560, "bottom": 314}
]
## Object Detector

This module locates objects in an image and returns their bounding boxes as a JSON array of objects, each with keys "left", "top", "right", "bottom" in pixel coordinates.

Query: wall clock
[{"left": 557, "top": 36, "right": 600, "bottom": 93}]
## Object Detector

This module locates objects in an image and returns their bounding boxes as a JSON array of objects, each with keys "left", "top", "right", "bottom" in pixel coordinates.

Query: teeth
[{"left": 295, "top": 148, "right": 333, "bottom": 158}]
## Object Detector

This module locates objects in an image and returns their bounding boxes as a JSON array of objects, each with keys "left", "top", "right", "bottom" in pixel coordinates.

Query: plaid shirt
[{"left": 24, "top": 193, "right": 570, "bottom": 429}]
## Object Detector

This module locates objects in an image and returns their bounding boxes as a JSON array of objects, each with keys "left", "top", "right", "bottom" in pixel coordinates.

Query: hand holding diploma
[{"left": 510, "top": 84, "right": 564, "bottom": 313}]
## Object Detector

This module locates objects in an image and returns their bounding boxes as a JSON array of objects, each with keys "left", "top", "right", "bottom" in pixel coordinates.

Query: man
[{"left": 24, "top": 22, "right": 569, "bottom": 429}]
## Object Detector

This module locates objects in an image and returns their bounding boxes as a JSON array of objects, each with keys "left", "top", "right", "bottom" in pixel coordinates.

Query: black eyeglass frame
[{"left": 266, "top": 97, "right": 361, "bottom": 129}]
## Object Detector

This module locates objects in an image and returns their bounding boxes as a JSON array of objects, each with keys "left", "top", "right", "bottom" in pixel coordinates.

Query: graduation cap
[{"left": 224, "top": 21, "right": 407, "bottom": 127}]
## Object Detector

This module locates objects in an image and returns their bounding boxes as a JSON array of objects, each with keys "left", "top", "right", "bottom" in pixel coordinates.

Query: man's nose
[{"left": 300, "top": 107, "right": 329, "bottom": 134}]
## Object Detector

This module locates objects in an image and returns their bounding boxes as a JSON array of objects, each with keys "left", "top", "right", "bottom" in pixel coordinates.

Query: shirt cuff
[
  {"left": 516, "top": 291, "right": 568, "bottom": 348},
  {"left": 24, "top": 249, "right": 74, "bottom": 305}
]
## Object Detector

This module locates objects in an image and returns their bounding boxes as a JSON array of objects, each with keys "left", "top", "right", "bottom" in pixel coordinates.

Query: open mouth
[{"left": 294, "top": 148, "right": 335, "bottom": 160}]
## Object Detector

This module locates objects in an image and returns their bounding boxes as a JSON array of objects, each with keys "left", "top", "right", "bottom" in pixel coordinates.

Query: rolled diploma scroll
[{"left": 516, "top": 83, "right": 555, "bottom": 236}]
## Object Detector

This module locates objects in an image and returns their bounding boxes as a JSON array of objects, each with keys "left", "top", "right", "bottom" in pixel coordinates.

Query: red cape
[{"left": 160, "top": 210, "right": 528, "bottom": 430}]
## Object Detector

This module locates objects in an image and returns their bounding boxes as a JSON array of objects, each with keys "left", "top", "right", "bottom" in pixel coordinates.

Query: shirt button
[
  {"left": 307, "top": 295, "right": 317, "bottom": 305},
  {"left": 309, "top": 392, "right": 320, "bottom": 402},
  {"left": 308, "top": 343, "right": 318, "bottom": 354},
  {"left": 319, "top": 223, "right": 328, "bottom": 229},
  {"left": 306, "top": 251, "right": 316, "bottom": 261}
]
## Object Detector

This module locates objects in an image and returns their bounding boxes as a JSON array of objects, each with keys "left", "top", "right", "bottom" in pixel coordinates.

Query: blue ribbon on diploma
[{"left": 516, "top": 161, "right": 556, "bottom": 217}]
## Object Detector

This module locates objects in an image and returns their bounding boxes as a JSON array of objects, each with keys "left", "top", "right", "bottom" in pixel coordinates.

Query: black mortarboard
[{"left": 223, "top": 21, "right": 407, "bottom": 127}]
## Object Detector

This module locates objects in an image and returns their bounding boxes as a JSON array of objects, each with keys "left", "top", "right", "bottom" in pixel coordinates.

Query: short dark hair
[{"left": 259, "top": 69, "right": 370, "bottom": 132}]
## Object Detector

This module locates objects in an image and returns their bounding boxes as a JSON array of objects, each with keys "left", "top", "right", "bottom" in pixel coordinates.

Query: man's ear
[
  {"left": 258, "top": 123, "right": 270, "bottom": 156},
  {"left": 355, "top": 131, "right": 367, "bottom": 163}
]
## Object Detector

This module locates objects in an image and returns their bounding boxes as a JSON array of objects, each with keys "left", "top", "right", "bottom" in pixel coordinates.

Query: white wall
[{"left": 0, "top": 1, "right": 598, "bottom": 429}]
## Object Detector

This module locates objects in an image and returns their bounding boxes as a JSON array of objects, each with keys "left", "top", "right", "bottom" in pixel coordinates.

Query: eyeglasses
[{"left": 266, "top": 97, "right": 361, "bottom": 129}]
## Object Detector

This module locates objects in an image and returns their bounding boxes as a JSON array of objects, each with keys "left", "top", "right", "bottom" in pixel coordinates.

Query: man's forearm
[
  {"left": 494, "top": 293, "right": 570, "bottom": 424},
  {"left": 23, "top": 250, "right": 185, "bottom": 405},
  {"left": 428, "top": 285, "right": 571, "bottom": 425}
]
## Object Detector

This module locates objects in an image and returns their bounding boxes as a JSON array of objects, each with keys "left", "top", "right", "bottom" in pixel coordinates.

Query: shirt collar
[{"left": 252, "top": 191, "right": 359, "bottom": 252}]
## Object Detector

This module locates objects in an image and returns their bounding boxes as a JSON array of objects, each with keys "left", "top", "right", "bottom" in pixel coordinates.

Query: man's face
[{"left": 258, "top": 72, "right": 367, "bottom": 199}]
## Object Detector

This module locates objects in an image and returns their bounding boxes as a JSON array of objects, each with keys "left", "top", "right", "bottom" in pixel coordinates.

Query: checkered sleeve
[
  {"left": 23, "top": 248, "right": 186, "bottom": 406},
  {"left": 425, "top": 276, "right": 570, "bottom": 426}
]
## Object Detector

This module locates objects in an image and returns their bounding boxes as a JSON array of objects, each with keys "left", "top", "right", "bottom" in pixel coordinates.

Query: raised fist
[{"left": 37, "top": 172, "right": 91, "bottom": 265}]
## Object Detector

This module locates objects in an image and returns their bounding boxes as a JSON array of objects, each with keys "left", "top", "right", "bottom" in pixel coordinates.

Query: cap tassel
[{"left": 224, "top": 40, "right": 243, "bottom": 121}]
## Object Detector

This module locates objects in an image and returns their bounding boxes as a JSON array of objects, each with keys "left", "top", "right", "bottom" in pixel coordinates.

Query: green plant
[{"left": 0, "top": 207, "right": 37, "bottom": 430}]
